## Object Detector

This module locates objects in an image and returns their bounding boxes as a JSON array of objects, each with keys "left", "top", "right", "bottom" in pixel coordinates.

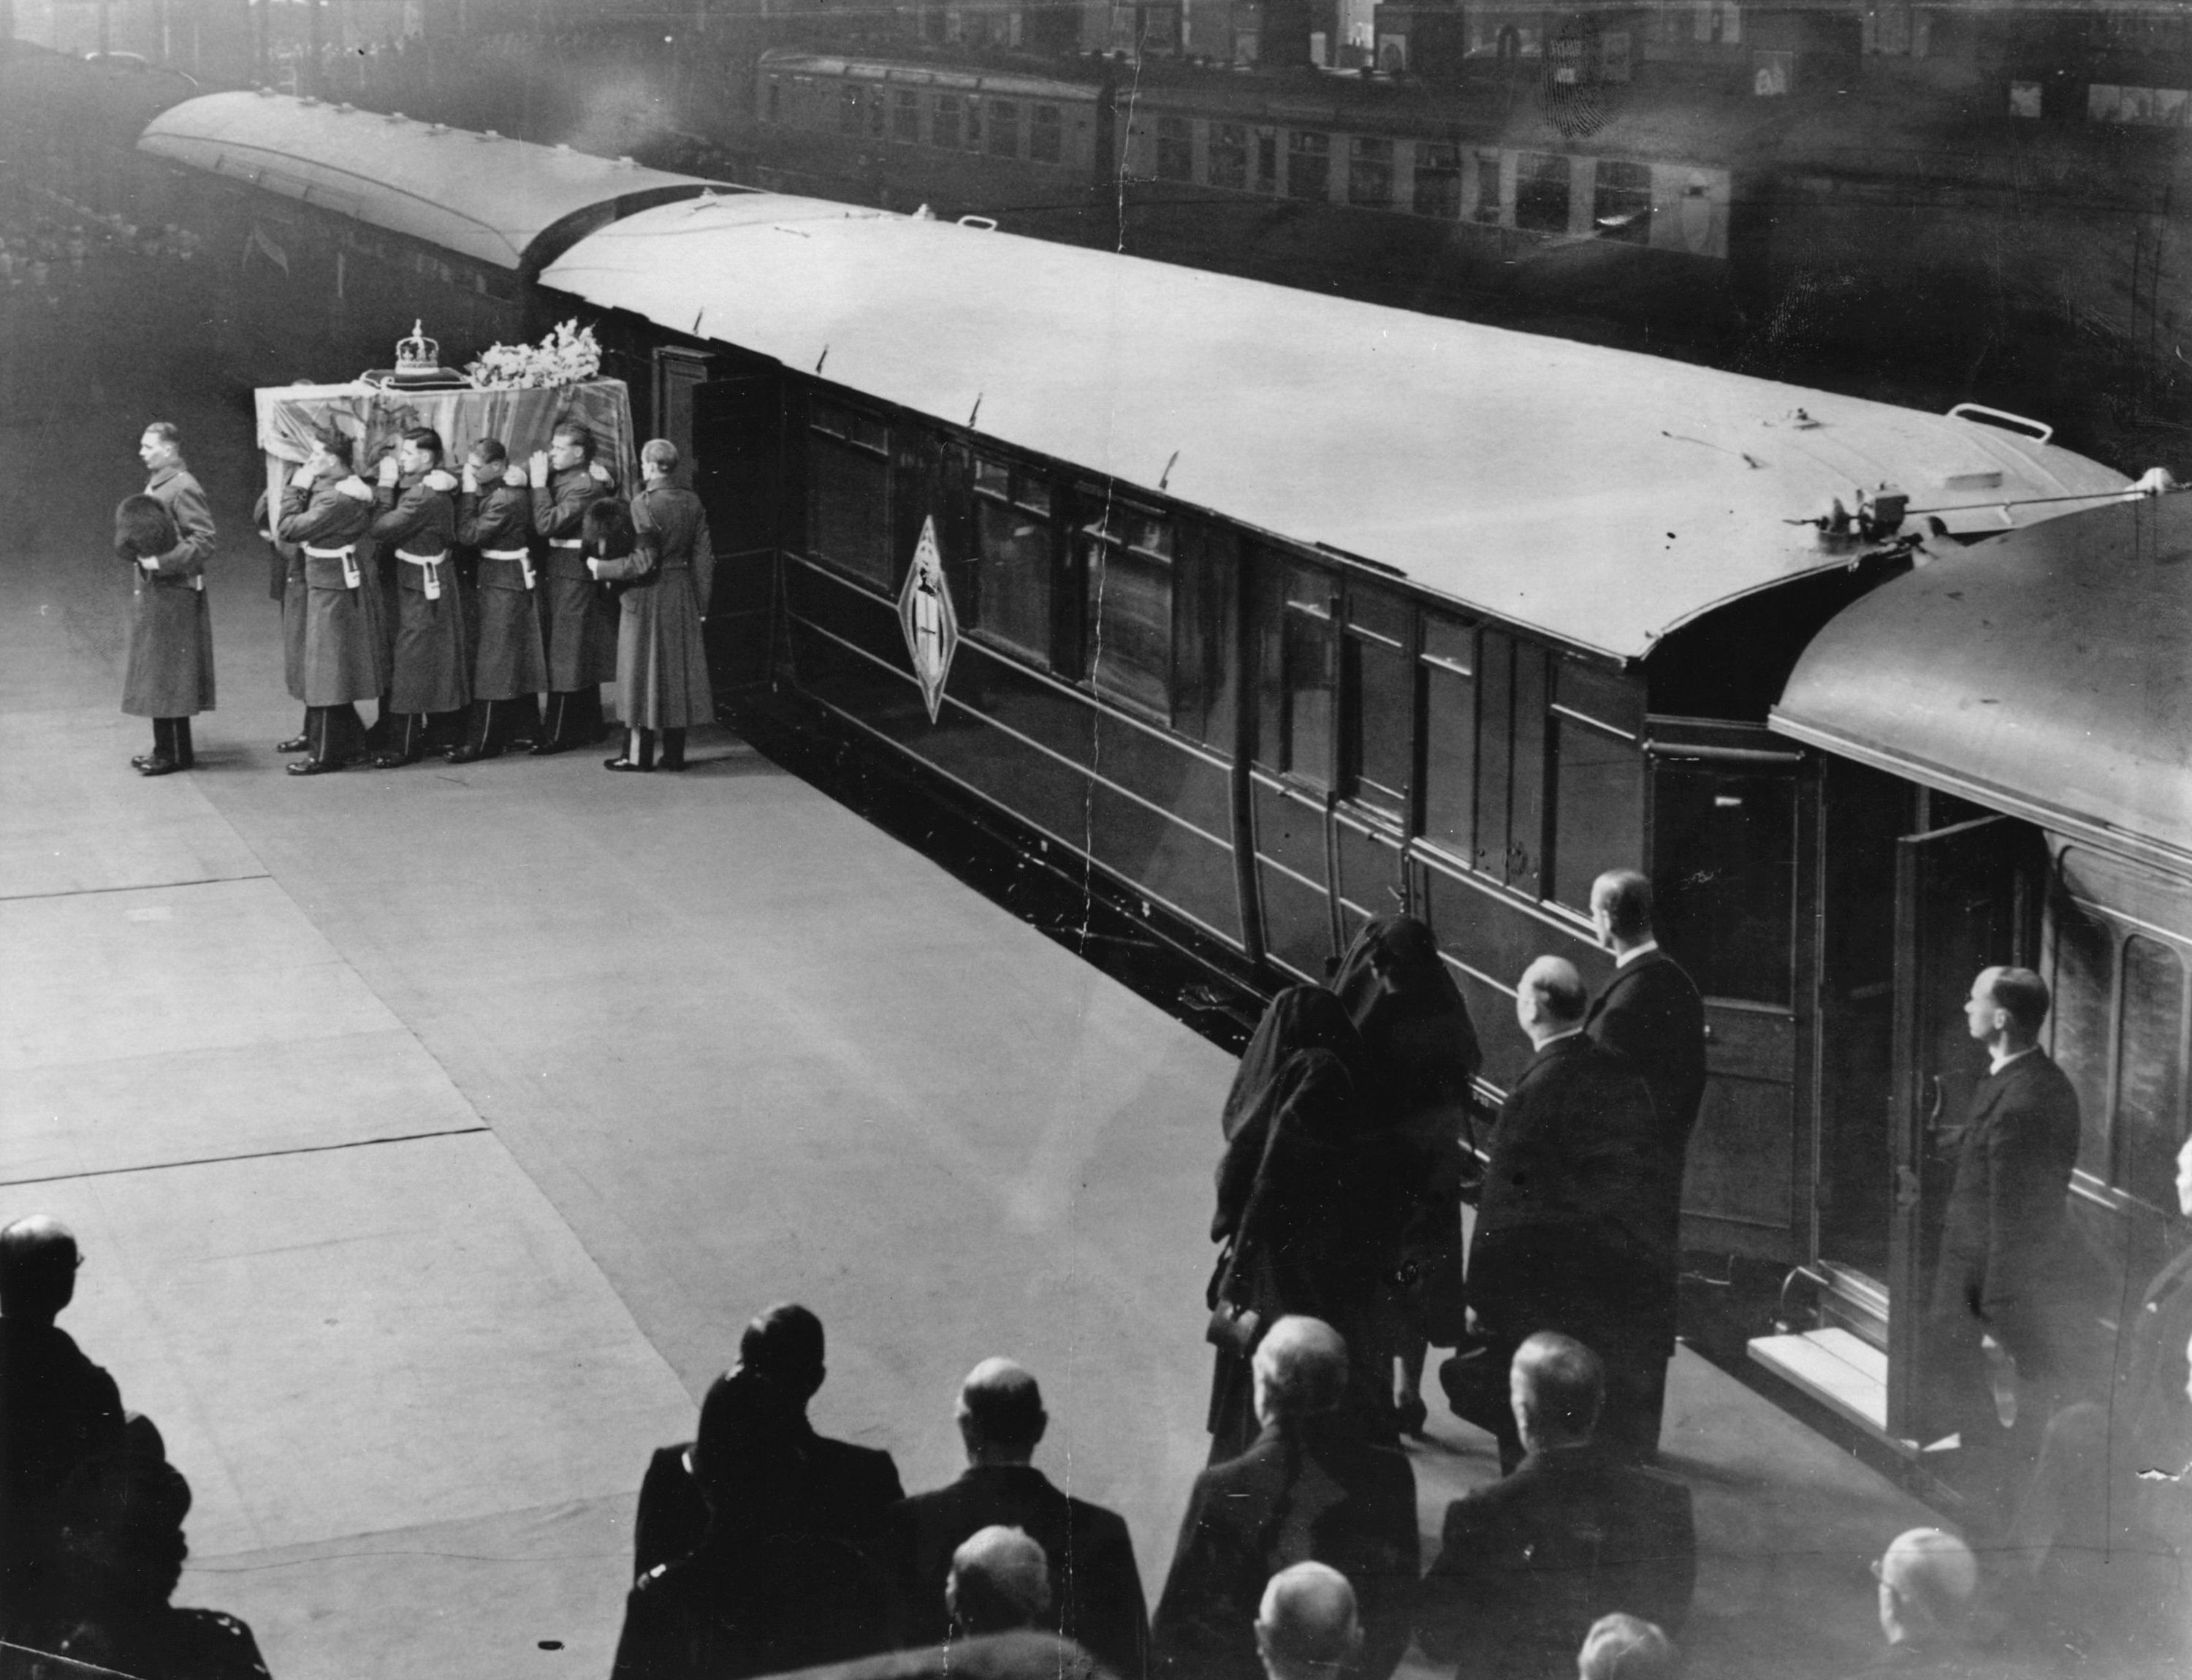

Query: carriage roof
[
  {"left": 1774, "top": 490, "right": 2192, "bottom": 870},
  {"left": 138, "top": 92, "right": 731, "bottom": 271},
  {"left": 541, "top": 197, "right": 2134, "bottom": 661}
]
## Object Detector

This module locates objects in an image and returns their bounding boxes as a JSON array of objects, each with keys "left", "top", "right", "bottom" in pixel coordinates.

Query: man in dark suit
[
  {"left": 1926, "top": 967, "right": 2081, "bottom": 1515},
  {"left": 1583, "top": 869, "right": 1707, "bottom": 1459},
  {"left": 1445, "top": 957, "right": 1672, "bottom": 1470},
  {"left": 889, "top": 1358, "right": 1149, "bottom": 1679},
  {"left": 633, "top": 1303, "right": 903, "bottom": 1579},
  {"left": 1419, "top": 1334, "right": 1696, "bottom": 1680},
  {"left": 1154, "top": 1316, "right": 1417, "bottom": 1680}
]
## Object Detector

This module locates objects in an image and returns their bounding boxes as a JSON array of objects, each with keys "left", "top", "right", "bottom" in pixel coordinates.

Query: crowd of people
[{"left": 108, "top": 417, "right": 716, "bottom": 778}]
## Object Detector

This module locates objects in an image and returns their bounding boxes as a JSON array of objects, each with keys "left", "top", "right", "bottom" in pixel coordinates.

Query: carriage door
[
  {"left": 1249, "top": 554, "right": 1343, "bottom": 981},
  {"left": 688, "top": 368, "right": 786, "bottom": 696},
  {"left": 1886, "top": 812, "right": 2036, "bottom": 1438},
  {"left": 1332, "top": 583, "right": 1414, "bottom": 946},
  {"left": 1647, "top": 723, "right": 1810, "bottom": 1261}
]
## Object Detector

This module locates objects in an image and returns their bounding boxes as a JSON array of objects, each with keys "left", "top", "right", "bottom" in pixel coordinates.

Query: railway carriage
[{"left": 134, "top": 93, "right": 2181, "bottom": 1469}]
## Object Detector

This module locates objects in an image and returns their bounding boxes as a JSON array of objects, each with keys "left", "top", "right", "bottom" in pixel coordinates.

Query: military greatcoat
[
  {"left": 278, "top": 474, "right": 381, "bottom": 705},
  {"left": 532, "top": 465, "right": 620, "bottom": 689},
  {"left": 373, "top": 470, "right": 469, "bottom": 715},
  {"left": 595, "top": 481, "right": 716, "bottom": 731},
  {"left": 455, "top": 470, "right": 547, "bottom": 702}
]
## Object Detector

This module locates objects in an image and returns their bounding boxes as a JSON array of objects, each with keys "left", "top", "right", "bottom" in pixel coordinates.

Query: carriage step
[{"left": 1748, "top": 1329, "right": 1904, "bottom": 1450}]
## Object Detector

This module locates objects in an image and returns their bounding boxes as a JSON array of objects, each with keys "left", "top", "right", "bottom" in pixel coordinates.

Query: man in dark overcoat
[
  {"left": 1154, "top": 1317, "right": 1416, "bottom": 1680},
  {"left": 1419, "top": 1334, "right": 1695, "bottom": 1680},
  {"left": 449, "top": 436, "right": 545, "bottom": 762},
  {"left": 276, "top": 430, "right": 381, "bottom": 775},
  {"left": 128, "top": 421, "right": 216, "bottom": 775},
  {"left": 591, "top": 438, "right": 715, "bottom": 772},
  {"left": 368, "top": 427, "right": 467, "bottom": 766},
  {"left": 888, "top": 1359, "right": 1149, "bottom": 1679},
  {"left": 528, "top": 422, "right": 619, "bottom": 753},
  {"left": 1583, "top": 868, "right": 1708, "bottom": 1458},
  {"left": 1446, "top": 957, "right": 1671, "bottom": 1471},
  {"left": 1925, "top": 965, "right": 2080, "bottom": 1518}
]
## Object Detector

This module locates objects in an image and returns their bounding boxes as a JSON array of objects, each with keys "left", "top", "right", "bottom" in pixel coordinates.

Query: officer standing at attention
[
  {"left": 276, "top": 430, "right": 380, "bottom": 775},
  {"left": 449, "top": 438, "right": 546, "bottom": 763},
  {"left": 127, "top": 422, "right": 217, "bottom": 776},
  {"left": 528, "top": 422, "right": 619, "bottom": 754},
  {"left": 368, "top": 427, "right": 466, "bottom": 768},
  {"left": 591, "top": 438, "right": 714, "bottom": 772}
]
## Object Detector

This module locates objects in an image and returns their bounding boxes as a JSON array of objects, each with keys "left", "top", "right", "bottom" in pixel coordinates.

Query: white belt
[
  {"left": 483, "top": 546, "right": 536, "bottom": 589},
  {"left": 305, "top": 543, "right": 361, "bottom": 590},
  {"left": 397, "top": 549, "right": 449, "bottom": 600},
  {"left": 547, "top": 538, "right": 585, "bottom": 550}
]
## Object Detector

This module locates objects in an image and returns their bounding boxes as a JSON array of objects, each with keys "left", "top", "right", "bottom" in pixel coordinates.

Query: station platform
[{"left": 0, "top": 380, "right": 1950, "bottom": 1680}]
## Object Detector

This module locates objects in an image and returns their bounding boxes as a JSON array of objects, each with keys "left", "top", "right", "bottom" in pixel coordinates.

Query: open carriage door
[
  {"left": 673, "top": 354, "right": 785, "bottom": 699},
  {"left": 1885, "top": 813, "right": 2036, "bottom": 1439}
]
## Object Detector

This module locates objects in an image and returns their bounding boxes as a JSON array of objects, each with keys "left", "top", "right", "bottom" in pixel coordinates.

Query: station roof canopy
[
  {"left": 1773, "top": 493, "right": 2192, "bottom": 870},
  {"left": 541, "top": 196, "right": 2137, "bottom": 661},
  {"left": 138, "top": 92, "right": 728, "bottom": 271}
]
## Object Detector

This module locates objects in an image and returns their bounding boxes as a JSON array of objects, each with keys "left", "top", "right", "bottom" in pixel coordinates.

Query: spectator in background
[
  {"left": 634, "top": 1303, "right": 903, "bottom": 1581},
  {"left": 1330, "top": 914, "right": 1481, "bottom": 1439},
  {"left": 1577, "top": 1615, "right": 1677, "bottom": 1680},
  {"left": 0, "top": 1216, "right": 127, "bottom": 1614},
  {"left": 888, "top": 1358, "right": 1148, "bottom": 1679},
  {"left": 1254, "top": 1564, "right": 1363, "bottom": 1680},
  {"left": 1419, "top": 1334, "right": 1695, "bottom": 1680},
  {"left": 18, "top": 1452, "right": 270, "bottom": 1680},
  {"left": 948, "top": 1527, "right": 1051, "bottom": 1641},
  {"left": 1156, "top": 1318, "right": 1416, "bottom": 1680},
  {"left": 612, "top": 1369, "right": 888, "bottom": 1680},
  {"left": 1841, "top": 1529, "right": 1982, "bottom": 1678},
  {"left": 1583, "top": 870, "right": 1708, "bottom": 1460}
]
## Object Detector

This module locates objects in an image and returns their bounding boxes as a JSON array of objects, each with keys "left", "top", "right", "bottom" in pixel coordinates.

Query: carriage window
[
  {"left": 808, "top": 403, "right": 892, "bottom": 591},
  {"left": 1030, "top": 104, "right": 1063, "bottom": 163},
  {"left": 894, "top": 89, "right": 921, "bottom": 142},
  {"left": 1281, "top": 568, "right": 1336, "bottom": 786},
  {"left": 1157, "top": 116, "right": 1195, "bottom": 180},
  {"left": 2053, "top": 905, "right": 2117, "bottom": 1182},
  {"left": 1287, "top": 132, "right": 1331, "bottom": 201},
  {"left": 1551, "top": 716, "right": 1643, "bottom": 911},
  {"left": 1472, "top": 150, "right": 1504, "bottom": 222},
  {"left": 1594, "top": 159, "right": 1653, "bottom": 243},
  {"left": 970, "top": 455, "right": 1055, "bottom": 667},
  {"left": 964, "top": 99, "right": 984, "bottom": 149},
  {"left": 871, "top": 91, "right": 888, "bottom": 137},
  {"left": 1349, "top": 137, "right": 1394, "bottom": 209},
  {"left": 1653, "top": 764, "right": 1795, "bottom": 1006},
  {"left": 1413, "top": 142, "right": 1461, "bottom": 217},
  {"left": 1420, "top": 617, "right": 1476, "bottom": 859},
  {"left": 1209, "top": 123, "right": 1249, "bottom": 188},
  {"left": 839, "top": 85, "right": 864, "bottom": 136},
  {"left": 1342, "top": 598, "right": 1409, "bottom": 816},
  {"left": 767, "top": 78, "right": 783, "bottom": 121},
  {"left": 1081, "top": 504, "right": 1174, "bottom": 721},
  {"left": 2115, "top": 936, "right": 2186, "bottom": 1209},
  {"left": 933, "top": 95, "right": 962, "bottom": 149},
  {"left": 1515, "top": 151, "right": 1570, "bottom": 232},
  {"left": 990, "top": 101, "right": 1021, "bottom": 156}
]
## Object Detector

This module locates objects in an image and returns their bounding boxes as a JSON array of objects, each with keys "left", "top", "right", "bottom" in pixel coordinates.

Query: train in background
[{"left": 119, "top": 87, "right": 2191, "bottom": 1494}]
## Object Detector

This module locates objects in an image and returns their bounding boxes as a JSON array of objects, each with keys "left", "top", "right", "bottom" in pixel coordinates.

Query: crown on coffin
[{"left": 395, "top": 320, "right": 440, "bottom": 373}]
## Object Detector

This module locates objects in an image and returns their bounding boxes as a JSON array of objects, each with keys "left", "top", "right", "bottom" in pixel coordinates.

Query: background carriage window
[
  {"left": 1342, "top": 590, "right": 1409, "bottom": 816},
  {"left": 933, "top": 94, "right": 963, "bottom": 149},
  {"left": 1515, "top": 151, "right": 1571, "bottom": 232},
  {"left": 969, "top": 455, "right": 1055, "bottom": 667},
  {"left": 1348, "top": 137, "right": 1395, "bottom": 209},
  {"left": 1412, "top": 142, "right": 1461, "bottom": 217},
  {"left": 839, "top": 85, "right": 864, "bottom": 136},
  {"left": 2052, "top": 902, "right": 2116, "bottom": 1180},
  {"left": 1281, "top": 568, "right": 1336, "bottom": 786},
  {"left": 1257, "top": 131, "right": 1279, "bottom": 191},
  {"left": 1550, "top": 657, "right": 1645, "bottom": 909},
  {"left": 894, "top": 89, "right": 921, "bottom": 142},
  {"left": 2114, "top": 936, "right": 2185, "bottom": 1206},
  {"left": 1209, "top": 122, "right": 1249, "bottom": 189},
  {"left": 1287, "top": 132, "right": 1331, "bottom": 201},
  {"left": 871, "top": 90, "right": 888, "bottom": 137},
  {"left": 990, "top": 100, "right": 1021, "bottom": 156},
  {"left": 1419, "top": 615, "right": 1477, "bottom": 859},
  {"left": 1157, "top": 116, "right": 1195, "bottom": 181},
  {"left": 807, "top": 403, "right": 893, "bottom": 592},
  {"left": 1081, "top": 504, "right": 1174, "bottom": 721},
  {"left": 964, "top": 99, "right": 985, "bottom": 149},
  {"left": 767, "top": 77, "right": 783, "bottom": 121},
  {"left": 1594, "top": 159, "right": 1654, "bottom": 242},
  {"left": 1652, "top": 763, "right": 1795, "bottom": 1006},
  {"left": 1472, "top": 148, "right": 1505, "bottom": 222},
  {"left": 1030, "top": 104, "right": 1064, "bottom": 163}
]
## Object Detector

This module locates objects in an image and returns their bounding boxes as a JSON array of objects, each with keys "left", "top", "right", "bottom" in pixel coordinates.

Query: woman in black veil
[
  {"left": 1203, "top": 986, "right": 1377, "bottom": 1462},
  {"left": 1331, "top": 914, "right": 1483, "bottom": 1437}
]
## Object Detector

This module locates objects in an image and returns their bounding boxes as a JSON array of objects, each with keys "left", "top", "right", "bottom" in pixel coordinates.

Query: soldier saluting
[
  {"left": 368, "top": 427, "right": 467, "bottom": 768},
  {"left": 528, "top": 422, "right": 619, "bottom": 754}
]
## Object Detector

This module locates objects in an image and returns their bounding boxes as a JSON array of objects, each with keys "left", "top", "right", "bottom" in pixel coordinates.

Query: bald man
[
  {"left": 1255, "top": 1563, "right": 1363, "bottom": 1680},
  {"left": 0, "top": 1216, "right": 128, "bottom": 1607},
  {"left": 949, "top": 1526, "right": 1052, "bottom": 1640},
  {"left": 888, "top": 1359, "right": 1148, "bottom": 1677},
  {"left": 1445, "top": 957, "right": 1669, "bottom": 1469},
  {"left": 1839, "top": 1528, "right": 1984, "bottom": 1677}
]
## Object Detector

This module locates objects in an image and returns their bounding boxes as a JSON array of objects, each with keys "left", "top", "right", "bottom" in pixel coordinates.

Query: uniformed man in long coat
[
  {"left": 127, "top": 422, "right": 216, "bottom": 775},
  {"left": 590, "top": 438, "right": 715, "bottom": 772},
  {"left": 276, "top": 430, "right": 380, "bottom": 775},
  {"left": 254, "top": 489, "right": 311, "bottom": 756},
  {"left": 449, "top": 436, "right": 546, "bottom": 762},
  {"left": 368, "top": 427, "right": 467, "bottom": 767},
  {"left": 528, "top": 422, "right": 619, "bottom": 753}
]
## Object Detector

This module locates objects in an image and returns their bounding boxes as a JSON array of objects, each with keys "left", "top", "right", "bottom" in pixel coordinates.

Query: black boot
[
  {"left": 174, "top": 719, "right": 195, "bottom": 769},
  {"left": 503, "top": 693, "right": 542, "bottom": 750},
  {"left": 289, "top": 707, "right": 341, "bottom": 775},
  {"left": 447, "top": 700, "right": 501, "bottom": 764},
  {"left": 136, "top": 717, "right": 180, "bottom": 775},
  {"left": 606, "top": 728, "right": 655, "bottom": 772},
  {"left": 277, "top": 709, "right": 311, "bottom": 754},
  {"left": 530, "top": 693, "right": 573, "bottom": 755},
  {"left": 659, "top": 728, "right": 688, "bottom": 772},
  {"left": 371, "top": 714, "right": 427, "bottom": 769}
]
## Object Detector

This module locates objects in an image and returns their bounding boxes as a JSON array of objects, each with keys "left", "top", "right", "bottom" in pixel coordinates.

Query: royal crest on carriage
[{"left": 898, "top": 517, "right": 958, "bottom": 725}]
